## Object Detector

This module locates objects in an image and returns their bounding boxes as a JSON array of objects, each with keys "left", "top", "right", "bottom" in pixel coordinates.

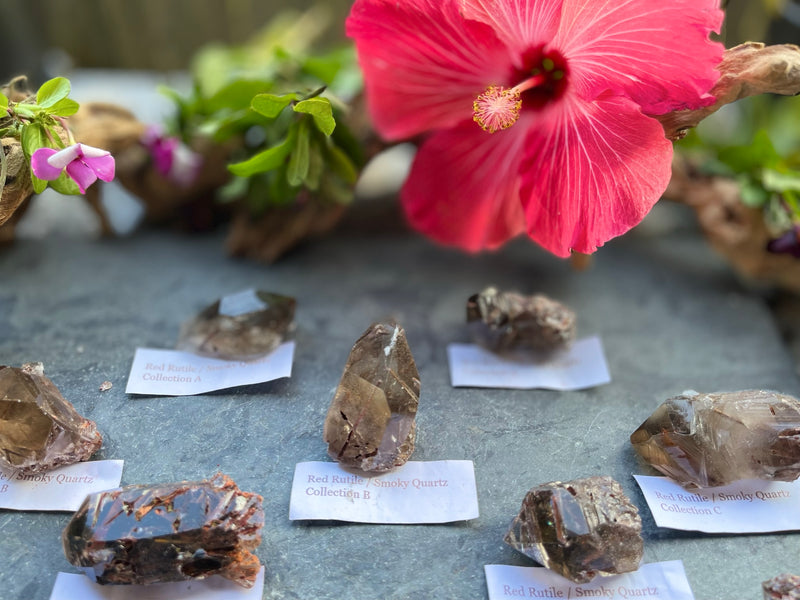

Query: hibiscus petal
[
  {"left": 401, "top": 122, "right": 528, "bottom": 251},
  {"left": 66, "top": 160, "right": 98, "bottom": 194},
  {"left": 554, "top": 0, "right": 724, "bottom": 114},
  {"left": 519, "top": 94, "right": 672, "bottom": 256},
  {"left": 30, "top": 148, "right": 63, "bottom": 181},
  {"left": 347, "top": 0, "right": 513, "bottom": 139},
  {"left": 83, "top": 154, "right": 116, "bottom": 182},
  {"left": 461, "top": 0, "right": 562, "bottom": 64}
]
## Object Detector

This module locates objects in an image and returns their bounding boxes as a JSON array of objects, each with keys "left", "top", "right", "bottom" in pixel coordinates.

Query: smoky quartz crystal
[
  {"left": 323, "top": 322, "right": 420, "bottom": 473},
  {"left": 467, "top": 287, "right": 576, "bottom": 353},
  {"left": 764, "top": 574, "right": 800, "bottom": 599},
  {"left": 504, "top": 476, "right": 643, "bottom": 583},
  {"left": 177, "top": 290, "right": 295, "bottom": 360},
  {"left": 0, "top": 365, "right": 102, "bottom": 474},
  {"left": 62, "top": 473, "right": 264, "bottom": 588},
  {"left": 631, "top": 390, "right": 800, "bottom": 489}
]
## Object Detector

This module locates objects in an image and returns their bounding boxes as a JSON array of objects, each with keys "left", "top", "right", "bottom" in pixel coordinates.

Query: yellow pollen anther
[{"left": 472, "top": 86, "right": 522, "bottom": 133}]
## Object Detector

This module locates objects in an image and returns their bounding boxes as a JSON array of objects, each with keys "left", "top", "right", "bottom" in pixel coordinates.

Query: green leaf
[
  {"left": 48, "top": 170, "right": 81, "bottom": 195},
  {"left": 287, "top": 121, "right": 310, "bottom": 186},
  {"left": 293, "top": 97, "right": 335, "bottom": 136},
  {"left": 0, "top": 93, "right": 8, "bottom": 109},
  {"left": 737, "top": 175, "right": 769, "bottom": 207},
  {"left": 227, "top": 137, "right": 292, "bottom": 177},
  {"left": 763, "top": 168, "right": 800, "bottom": 193},
  {"left": 47, "top": 98, "right": 80, "bottom": 117},
  {"left": 36, "top": 77, "right": 71, "bottom": 108},
  {"left": 31, "top": 172, "right": 47, "bottom": 194},
  {"left": 251, "top": 93, "right": 297, "bottom": 119},
  {"left": 717, "top": 130, "right": 781, "bottom": 173},
  {"left": 21, "top": 122, "right": 48, "bottom": 158},
  {"left": 304, "top": 142, "right": 323, "bottom": 191},
  {"left": 12, "top": 103, "right": 40, "bottom": 119},
  {"left": 324, "top": 143, "right": 358, "bottom": 184},
  {"left": 207, "top": 80, "right": 273, "bottom": 113}
]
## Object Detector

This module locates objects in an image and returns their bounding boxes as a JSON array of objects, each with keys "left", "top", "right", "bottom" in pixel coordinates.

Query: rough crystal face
[
  {"left": 177, "top": 290, "right": 295, "bottom": 360},
  {"left": 764, "top": 574, "right": 800, "bottom": 599},
  {"left": 504, "top": 476, "right": 643, "bottom": 583},
  {"left": 0, "top": 365, "right": 102, "bottom": 474},
  {"left": 323, "top": 322, "right": 420, "bottom": 472},
  {"left": 62, "top": 473, "right": 264, "bottom": 588},
  {"left": 467, "top": 287, "right": 576, "bottom": 353},
  {"left": 630, "top": 390, "right": 800, "bottom": 489}
]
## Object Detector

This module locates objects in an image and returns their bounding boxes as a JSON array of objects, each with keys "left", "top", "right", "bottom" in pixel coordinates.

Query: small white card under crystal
[
  {"left": 0, "top": 460, "right": 123, "bottom": 512},
  {"left": 448, "top": 336, "right": 610, "bottom": 390},
  {"left": 634, "top": 475, "right": 800, "bottom": 533},
  {"left": 289, "top": 460, "right": 479, "bottom": 524},
  {"left": 49, "top": 567, "right": 264, "bottom": 600},
  {"left": 125, "top": 342, "right": 294, "bottom": 396},
  {"left": 484, "top": 561, "right": 695, "bottom": 600}
]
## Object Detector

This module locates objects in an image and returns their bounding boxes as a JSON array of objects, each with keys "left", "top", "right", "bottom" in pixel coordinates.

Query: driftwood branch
[{"left": 658, "top": 42, "right": 800, "bottom": 140}]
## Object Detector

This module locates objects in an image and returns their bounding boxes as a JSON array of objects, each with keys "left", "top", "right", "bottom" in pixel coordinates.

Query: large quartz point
[
  {"left": 0, "top": 365, "right": 102, "bottom": 474},
  {"left": 630, "top": 390, "right": 800, "bottom": 489},
  {"left": 764, "top": 574, "right": 800, "bottom": 599},
  {"left": 177, "top": 290, "right": 295, "bottom": 360},
  {"left": 323, "top": 322, "right": 420, "bottom": 472},
  {"left": 63, "top": 473, "right": 264, "bottom": 588},
  {"left": 504, "top": 476, "right": 643, "bottom": 583},
  {"left": 467, "top": 287, "right": 576, "bottom": 353}
]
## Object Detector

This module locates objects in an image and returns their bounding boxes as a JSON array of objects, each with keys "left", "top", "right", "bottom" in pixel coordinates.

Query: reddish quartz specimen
[
  {"left": 764, "top": 574, "right": 800, "bottom": 599},
  {"left": 0, "top": 365, "right": 102, "bottom": 474},
  {"left": 323, "top": 322, "right": 420, "bottom": 472},
  {"left": 504, "top": 476, "right": 643, "bottom": 583},
  {"left": 631, "top": 390, "right": 800, "bottom": 489},
  {"left": 62, "top": 473, "right": 264, "bottom": 588},
  {"left": 467, "top": 287, "right": 576, "bottom": 353}
]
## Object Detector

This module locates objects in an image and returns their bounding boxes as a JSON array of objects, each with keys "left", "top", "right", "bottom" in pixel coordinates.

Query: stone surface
[
  {"left": 630, "top": 390, "right": 800, "bottom": 489},
  {"left": 0, "top": 365, "right": 102, "bottom": 474},
  {"left": 504, "top": 476, "right": 643, "bottom": 583},
  {"left": 466, "top": 287, "right": 576, "bottom": 353},
  {"left": 176, "top": 290, "right": 295, "bottom": 360},
  {"left": 323, "top": 322, "right": 420, "bottom": 472},
  {"left": 62, "top": 473, "right": 264, "bottom": 588},
  {"left": 764, "top": 574, "right": 800, "bottom": 599}
]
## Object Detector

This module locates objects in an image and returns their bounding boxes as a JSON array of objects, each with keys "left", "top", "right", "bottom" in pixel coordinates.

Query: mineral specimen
[
  {"left": 0, "top": 365, "right": 102, "bottom": 474},
  {"left": 466, "top": 287, "right": 576, "bottom": 353},
  {"left": 177, "top": 290, "right": 295, "bottom": 360},
  {"left": 504, "top": 476, "right": 643, "bottom": 583},
  {"left": 323, "top": 322, "right": 420, "bottom": 472},
  {"left": 764, "top": 574, "right": 800, "bottom": 599},
  {"left": 630, "top": 390, "right": 800, "bottom": 489},
  {"left": 62, "top": 473, "right": 264, "bottom": 588}
]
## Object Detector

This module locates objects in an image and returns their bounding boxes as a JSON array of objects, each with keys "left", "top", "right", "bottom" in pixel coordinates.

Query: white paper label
[
  {"left": 289, "top": 460, "right": 479, "bottom": 523},
  {"left": 485, "top": 561, "right": 695, "bottom": 600},
  {"left": 0, "top": 460, "right": 123, "bottom": 512},
  {"left": 125, "top": 342, "right": 294, "bottom": 396},
  {"left": 218, "top": 289, "right": 266, "bottom": 317},
  {"left": 49, "top": 567, "right": 264, "bottom": 600},
  {"left": 448, "top": 336, "right": 610, "bottom": 390},
  {"left": 634, "top": 475, "right": 800, "bottom": 533}
]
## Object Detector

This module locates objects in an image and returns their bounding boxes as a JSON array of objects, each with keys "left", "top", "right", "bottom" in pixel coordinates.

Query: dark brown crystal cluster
[
  {"left": 177, "top": 291, "right": 295, "bottom": 360},
  {"left": 764, "top": 574, "right": 800, "bottom": 599},
  {"left": 504, "top": 476, "right": 643, "bottom": 583},
  {"left": 323, "top": 322, "right": 420, "bottom": 473},
  {"left": 0, "top": 365, "right": 102, "bottom": 474},
  {"left": 62, "top": 473, "right": 264, "bottom": 588},
  {"left": 467, "top": 287, "right": 576, "bottom": 353},
  {"left": 631, "top": 390, "right": 800, "bottom": 488}
]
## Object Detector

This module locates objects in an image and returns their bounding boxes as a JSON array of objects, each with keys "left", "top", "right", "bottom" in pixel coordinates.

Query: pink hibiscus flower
[
  {"left": 31, "top": 143, "right": 115, "bottom": 194},
  {"left": 347, "top": 0, "right": 724, "bottom": 256},
  {"left": 142, "top": 125, "right": 202, "bottom": 187}
]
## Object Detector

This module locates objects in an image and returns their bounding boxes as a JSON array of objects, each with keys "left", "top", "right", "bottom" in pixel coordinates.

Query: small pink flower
[
  {"left": 348, "top": 0, "right": 725, "bottom": 256},
  {"left": 31, "top": 143, "right": 115, "bottom": 193},
  {"left": 142, "top": 125, "right": 202, "bottom": 187}
]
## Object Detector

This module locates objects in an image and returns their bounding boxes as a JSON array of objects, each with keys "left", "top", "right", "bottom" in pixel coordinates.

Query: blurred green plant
[
  {"left": 677, "top": 93, "right": 800, "bottom": 238},
  {"left": 159, "top": 5, "right": 364, "bottom": 214}
]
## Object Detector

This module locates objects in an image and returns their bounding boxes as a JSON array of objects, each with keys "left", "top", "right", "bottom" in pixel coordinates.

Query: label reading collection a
[
  {"left": 448, "top": 336, "right": 611, "bottom": 391},
  {"left": 289, "top": 460, "right": 479, "bottom": 523},
  {"left": 0, "top": 460, "right": 123, "bottom": 512},
  {"left": 49, "top": 568, "right": 265, "bottom": 600},
  {"left": 125, "top": 342, "right": 294, "bottom": 396},
  {"left": 634, "top": 475, "right": 800, "bottom": 533},
  {"left": 485, "top": 561, "right": 695, "bottom": 600}
]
